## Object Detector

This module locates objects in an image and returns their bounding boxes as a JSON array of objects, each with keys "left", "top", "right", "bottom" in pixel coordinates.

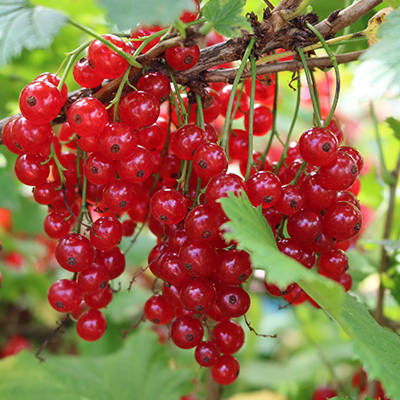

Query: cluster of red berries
[{"left": 3, "top": 1, "right": 364, "bottom": 389}]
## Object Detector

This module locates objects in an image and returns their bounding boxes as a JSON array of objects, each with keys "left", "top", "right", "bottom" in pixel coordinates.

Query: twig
[
  {"left": 244, "top": 314, "right": 277, "bottom": 338},
  {"left": 121, "top": 314, "right": 145, "bottom": 340}
]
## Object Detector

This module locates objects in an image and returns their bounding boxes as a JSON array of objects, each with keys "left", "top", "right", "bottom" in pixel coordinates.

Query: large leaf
[
  {"left": 0, "top": 1, "right": 68, "bottom": 66},
  {"left": 98, "top": 0, "right": 195, "bottom": 31},
  {"left": 201, "top": 0, "right": 253, "bottom": 38},
  {"left": 384, "top": 0, "right": 400, "bottom": 8},
  {"left": 219, "top": 192, "right": 400, "bottom": 399},
  {"left": 354, "top": 8, "right": 400, "bottom": 100},
  {"left": 0, "top": 330, "right": 194, "bottom": 400}
]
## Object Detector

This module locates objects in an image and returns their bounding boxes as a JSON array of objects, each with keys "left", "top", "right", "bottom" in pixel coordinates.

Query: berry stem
[
  {"left": 183, "top": 161, "right": 193, "bottom": 196},
  {"left": 220, "top": 38, "right": 256, "bottom": 153},
  {"left": 275, "top": 77, "right": 301, "bottom": 175},
  {"left": 305, "top": 21, "right": 341, "bottom": 128},
  {"left": 76, "top": 150, "right": 89, "bottom": 234},
  {"left": 168, "top": 67, "right": 188, "bottom": 125},
  {"left": 297, "top": 47, "right": 322, "bottom": 127},
  {"left": 245, "top": 56, "right": 257, "bottom": 181},
  {"left": 289, "top": 161, "right": 306, "bottom": 185},
  {"left": 57, "top": 41, "right": 91, "bottom": 92},
  {"left": 111, "top": 66, "right": 132, "bottom": 122},
  {"left": 195, "top": 93, "right": 205, "bottom": 130},
  {"left": 68, "top": 19, "right": 143, "bottom": 68},
  {"left": 49, "top": 142, "right": 67, "bottom": 186}
]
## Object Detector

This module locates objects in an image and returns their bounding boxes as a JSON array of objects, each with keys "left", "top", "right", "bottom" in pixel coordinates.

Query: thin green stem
[
  {"left": 76, "top": 151, "right": 88, "bottom": 233},
  {"left": 370, "top": 103, "right": 396, "bottom": 185},
  {"left": 275, "top": 77, "right": 301, "bottom": 175},
  {"left": 68, "top": 19, "right": 142, "bottom": 68},
  {"left": 111, "top": 66, "right": 132, "bottom": 122},
  {"left": 220, "top": 38, "right": 256, "bottom": 152},
  {"left": 309, "top": 70, "right": 321, "bottom": 121},
  {"left": 245, "top": 56, "right": 257, "bottom": 181},
  {"left": 195, "top": 93, "right": 205, "bottom": 130},
  {"left": 49, "top": 142, "right": 67, "bottom": 186},
  {"left": 183, "top": 161, "right": 193, "bottom": 196},
  {"left": 193, "top": 177, "right": 202, "bottom": 207},
  {"left": 168, "top": 67, "right": 188, "bottom": 125},
  {"left": 176, "top": 160, "right": 188, "bottom": 190},
  {"left": 230, "top": 82, "right": 245, "bottom": 122},
  {"left": 289, "top": 161, "right": 306, "bottom": 185},
  {"left": 57, "top": 41, "right": 91, "bottom": 91},
  {"left": 305, "top": 22, "right": 341, "bottom": 127},
  {"left": 297, "top": 47, "right": 322, "bottom": 127}
]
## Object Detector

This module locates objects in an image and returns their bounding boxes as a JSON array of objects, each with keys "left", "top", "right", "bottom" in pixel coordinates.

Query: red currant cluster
[{"left": 3, "top": 1, "right": 364, "bottom": 387}]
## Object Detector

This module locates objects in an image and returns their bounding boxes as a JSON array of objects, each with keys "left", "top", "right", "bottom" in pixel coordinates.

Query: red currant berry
[
  {"left": 165, "top": 45, "right": 200, "bottom": 71},
  {"left": 340, "top": 145, "right": 364, "bottom": 174},
  {"left": 195, "top": 340, "right": 220, "bottom": 367},
  {"left": 170, "top": 124, "right": 207, "bottom": 160},
  {"left": 14, "top": 154, "right": 49, "bottom": 186},
  {"left": 84, "top": 286, "right": 113, "bottom": 309},
  {"left": 73, "top": 57, "right": 103, "bottom": 88},
  {"left": 193, "top": 143, "right": 228, "bottom": 181},
  {"left": 44, "top": 212, "right": 72, "bottom": 239},
  {"left": 158, "top": 252, "right": 191, "bottom": 286},
  {"left": 246, "top": 171, "right": 282, "bottom": 208},
  {"left": 318, "top": 248, "right": 348, "bottom": 278},
  {"left": 116, "top": 145, "right": 154, "bottom": 183},
  {"left": 102, "top": 179, "right": 136, "bottom": 213},
  {"left": 95, "top": 247, "right": 126, "bottom": 280},
  {"left": 216, "top": 249, "right": 253, "bottom": 285},
  {"left": 150, "top": 188, "right": 188, "bottom": 225},
  {"left": 84, "top": 152, "right": 116, "bottom": 186},
  {"left": 34, "top": 72, "right": 68, "bottom": 104},
  {"left": 77, "top": 263, "right": 109, "bottom": 294},
  {"left": 180, "top": 278, "right": 217, "bottom": 314},
  {"left": 212, "top": 320, "right": 244, "bottom": 354},
  {"left": 47, "top": 279, "right": 82, "bottom": 313},
  {"left": 217, "top": 286, "right": 250, "bottom": 318},
  {"left": 211, "top": 355, "right": 240, "bottom": 385},
  {"left": 287, "top": 208, "right": 323, "bottom": 245},
  {"left": 275, "top": 184, "right": 305, "bottom": 215},
  {"left": 76, "top": 309, "right": 107, "bottom": 341},
  {"left": 300, "top": 173, "right": 337, "bottom": 212},
  {"left": 184, "top": 205, "right": 221, "bottom": 242},
  {"left": 137, "top": 72, "right": 171, "bottom": 102},
  {"left": 312, "top": 386, "right": 337, "bottom": 400},
  {"left": 244, "top": 105, "right": 273, "bottom": 136},
  {"left": 90, "top": 216, "right": 123, "bottom": 251},
  {"left": 171, "top": 315, "right": 204, "bottom": 349},
  {"left": 179, "top": 240, "right": 216, "bottom": 277},
  {"left": 144, "top": 294, "right": 175, "bottom": 325},
  {"left": 277, "top": 238, "right": 304, "bottom": 263}
]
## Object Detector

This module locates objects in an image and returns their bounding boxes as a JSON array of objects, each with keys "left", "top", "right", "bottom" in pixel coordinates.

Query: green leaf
[
  {"left": 386, "top": 117, "right": 400, "bottom": 140},
  {"left": 0, "top": 1, "right": 68, "bottom": 66},
  {"left": 384, "top": 0, "right": 400, "bottom": 8},
  {"left": 354, "top": 8, "right": 400, "bottom": 100},
  {"left": 0, "top": 168, "right": 20, "bottom": 210},
  {"left": 201, "top": 0, "right": 253, "bottom": 38},
  {"left": 219, "top": 192, "right": 400, "bottom": 399},
  {"left": 0, "top": 330, "right": 194, "bottom": 400},
  {"left": 11, "top": 195, "right": 46, "bottom": 235},
  {"left": 97, "top": 0, "right": 195, "bottom": 31}
]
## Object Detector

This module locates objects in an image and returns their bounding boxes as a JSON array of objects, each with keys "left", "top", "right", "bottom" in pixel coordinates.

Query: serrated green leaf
[
  {"left": 354, "top": 8, "right": 400, "bottom": 100},
  {"left": 97, "top": 0, "right": 195, "bottom": 31},
  {"left": 0, "top": 330, "right": 194, "bottom": 400},
  {"left": 384, "top": 0, "right": 400, "bottom": 8},
  {"left": 202, "top": 0, "right": 253, "bottom": 38},
  {"left": 220, "top": 192, "right": 400, "bottom": 399},
  {"left": 0, "top": 1, "right": 68, "bottom": 67},
  {"left": 386, "top": 117, "right": 400, "bottom": 140}
]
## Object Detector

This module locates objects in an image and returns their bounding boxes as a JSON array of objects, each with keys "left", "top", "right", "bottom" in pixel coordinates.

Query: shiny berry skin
[
  {"left": 179, "top": 240, "right": 216, "bottom": 277},
  {"left": 84, "top": 286, "right": 113, "bottom": 309},
  {"left": 144, "top": 294, "right": 175, "bottom": 325},
  {"left": 212, "top": 320, "right": 244, "bottom": 354},
  {"left": 206, "top": 173, "right": 246, "bottom": 212},
  {"left": 275, "top": 184, "right": 305, "bottom": 215},
  {"left": 95, "top": 246, "right": 126, "bottom": 279},
  {"left": 287, "top": 208, "right": 323, "bottom": 245},
  {"left": 246, "top": 171, "right": 282, "bottom": 208},
  {"left": 47, "top": 279, "right": 82, "bottom": 312},
  {"left": 88, "top": 34, "right": 130, "bottom": 79},
  {"left": 318, "top": 248, "right": 348, "bottom": 278},
  {"left": 55, "top": 233, "right": 95, "bottom": 273},
  {"left": 158, "top": 252, "right": 191, "bottom": 286},
  {"left": 76, "top": 309, "right": 107, "bottom": 341},
  {"left": 44, "top": 212, "right": 72, "bottom": 239},
  {"left": 2, "top": 117, "right": 22, "bottom": 155},
  {"left": 244, "top": 74, "right": 275, "bottom": 104},
  {"left": 19, "top": 81, "right": 63, "bottom": 124},
  {"left": 180, "top": 0, "right": 200, "bottom": 23},
  {"left": 319, "top": 151, "right": 358, "bottom": 191},
  {"left": 14, "top": 154, "right": 49, "bottom": 186},
  {"left": 216, "top": 249, "right": 253, "bottom": 285},
  {"left": 168, "top": 227, "right": 189, "bottom": 253},
  {"left": 102, "top": 179, "right": 136, "bottom": 213},
  {"left": 193, "top": 143, "right": 228, "bottom": 181},
  {"left": 162, "top": 282, "right": 182, "bottom": 308},
  {"left": 195, "top": 340, "right": 220, "bottom": 367},
  {"left": 335, "top": 190, "right": 361, "bottom": 210},
  {"left": 299, "top": 127, "right": 339, "bottom": 166},
  {"left": 219, "top": 85, "right": 249, "bottom": 120},
  {"left": 277, "top": 238, "right": 303, "bottom": 263},
  {"left": 283, "top": 284, "right": 307, "bottom": 305},
  {"left": 90, "top": 216, "right": 123, "bottom": 251},
  {"left": 309, "top": 230, "right": 335, "bottom": 254},
  {"left": 137, "top": 124, "right": 165, "bottom": 151},
  {"left": 300, "top": 173, "right": 337, "bottom": 211},
  {"left": 217, "top": 286, "right": 250, "bottom": 318},
  {"left": 340, "top": 145, "right": 364, "bottom": 174},
  {"left": 180, "top": 278, "right": 217, "bottom": 313},
  {"left": 73, "top": 57, "right": 104, "bottom": 88},
  {"left": 67, "top": 97, "right": 108, "bottom": 137},
  {"left": 333, "top": 272, "right": 353, "bottom": 291},
  {"left": 312, "top": 386, "right": 338, "bottom": 400},
  {"left": 77, "top": 134, "right": 99, "bottom": 152},
  {"left": 11, "top": 116, "right": 53, "bottom": 154},
  {"left": 116, "top": 145, "right": 154, "bottom": 183},
  {"left": 122, "top": 219, "right": 136, "bottom": 236},
  {"left": 33, "top": 180, "right": 57, "bottom": 205},
  {"left": 228, "top": 129, "right": 248, "bottom": 161},
  {"left": 211, "top": 355, "right": 240, "bottom": 385},
  {"left": 184, "top": 204, "right": 221, "bottom": 242},
  {"left": 84, "top": 152, "right": 116, "bottom": 185},
  {"left": 244, "top": 104, "right": 273, "bottom": 136},
  {"left": 34, "top": 72, "right": 68, "bottom": 104},
  {"left": 150, "top": 188, "right": 188, "bottom": 225},
  {"left": 189, "top": 88, "right": 222, "bottom": 124},
  {"left": 98, "top": 122, "right": 137, "bottom": 161},
  {"left": 171, "top": 315, "right": 204, "bottom": 349},
  {"left": 137, "top": 72, "right": 171, "bottom": 101},
  {"left": 130, "top": 23, "right": 164, "bottom": 53},
  {"left": 77, "top": 263, "right": 109, "bottom": 294},
  {"left": 322, "top": 201, "right": 362, "bottom": 240},
  {"left": 170, "top": 124, "right": 207, "bottom": 160},
  {"left": 264, "top": 280, "right": 296, "bottom": 297},
  {"left": 119, "top": 91, "right": 160, "bottom": 130},
  {"left": 165, "top": 45, "right": 200, "bottom": 71}
]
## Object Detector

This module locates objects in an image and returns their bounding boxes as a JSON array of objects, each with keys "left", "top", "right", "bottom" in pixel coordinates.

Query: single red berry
[
  {"left": 150, "top": 188, "right": 188, "bottom": 225},
  {"left": 90, "top": 216, "right": 123, "bottom": 251},
  {"left": 180, "top": 278, "right": 217, "bottom": 314},
  {"left": 170, "top": 124, "right": 207, "bottom": 160},
  {"left": 95, "top": 247, "right": 126, "bottom": 280},
  {"left": 340, "top": 145, "right": 364, "bottom": 174},
  {"left": 312, "top": 386, "right": 338, "bottom": 400},
  {"left": 195, "top": 340, "right": 220, "bottom": 367},
  {"left": 217, "top": 286, "right": 250, "bottom": 318},
  {"left": 244, "top": 105, "right": 273, "bottom": 136},
  {"left": 130, "top": 23, "right": 165, "bottom": 54},
  {"left": 318, "top": 248, "right": 348, "bottom": 278},
  {"left": 171, "top": 315, "right": 204, "bottom": 349},
  {"left": 216, "top": 249, "right": 253, "bottom": 285},
  {"left": 212, "top": 320, "right": 244, "bottom": 354},
  {"left": 47, "top": 279, "right": 82, "bottom": 313},
  {"left": 211, "top": 355, "right": 240, "bottom": 385},
  {"left": 116, "top": 145, "right": 154, "bottom": 183},
  {"left": 300, "top": 173, "right": 337, "bottom": 211},
  {"left": 73, "top": 57, "right": 104, "bottom": 88},
  {"left": 184, "top": 205, "right": 222, "bottom": 242},
  {"left": 287, "top": 208, "right": 323, "bottom": 245},
  {"left": 44, "top": 212, "right": 72, "bottom": 239},
  {"left": 2, "top": 117, "right": 22, "bottom": 155},
  {"left": 165, "top": 45, "right": 200, "bottom": 71},
  {"left": 246, "top": 171, "right": 282, "bottom": 208},
  {"left": 84, "top": 152, "right": 116, "bottom": 186},
  {"left": 158, "top": 252, "right": 191, "bottom": 286},
  {"left": 14, "top": 154, "right": 49, "bottom": 186},
  {"left": 144, "top": 294, "right": 175, "bottom": 325},
  {"left": 76, "top": 309, "right": 107, "bottom": 341},
  {"left": 180, "top": 0, "right": 200, "bottom": 23},
  {"left": 77, "top": 263, "right": 109, "bottom": 294},
  {"left": 84, "top": 286, "right": 113, "bottom": 309},
  {"left": 275, "top": 184, "right": 305, "bottom": 215},
  {"left": 102, "top": 179, "right": 136, "bottom": 213},
  {"left": 193, "top": 143, "right": 228, "bottom": 181},
  {"left": 179, "top": 240, "right": 217, "bottom": 277},
  {"left": 33, "top": 180, "right": 57, "bottom": 205},
  {"left": 34, "top": 72, "right": 68, "bottom": 104},
  {"left": 277, "top": 238, "right": 304, "bottom": 263},
  {"left": 162, "top": 282, "right": 182, "bottom": 308},
  {"left": 137, "top": 72, "right": 171, "bottom": 101},
  {"left": 219, "top": 85, "right": 249, "bottom": 120}
]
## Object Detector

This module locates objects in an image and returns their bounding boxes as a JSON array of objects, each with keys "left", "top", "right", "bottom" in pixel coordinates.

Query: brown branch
[
  {"left": 205, "top": 50, "right": 364, "bottom": 83},
  {"left": 244, "top": 314, "right": 277, "bottom": 338}
]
